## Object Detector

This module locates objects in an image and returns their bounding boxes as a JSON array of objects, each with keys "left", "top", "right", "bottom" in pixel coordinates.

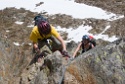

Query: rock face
[
  {"left": 1, "top": 35, "right": 125, "bottom": 84},
  {"left": 64, "top": 38, "right": 125, "bottom": 84},
  {"left": 20, "top": 45, "right": 66, "bottom": 84},
  {"left": 0, "top": 34, "right": 31, "bottom": 84},
  {"left": 19, "top": 38, "right": 125, "bottom": 84},
  {"left": 0, "top": 0, "right": 125, "bottom": 84},
  {"left": 75, "top": 0, "right": 125, "bottom": 14}
]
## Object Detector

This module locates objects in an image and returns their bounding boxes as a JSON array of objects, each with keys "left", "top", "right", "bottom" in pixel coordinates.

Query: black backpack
[
  {"left": 34, "top": 14, "right": 48, "bottom": 26},
  {"left": 90, "top": 38, "right": 96, "bottom": 47}
]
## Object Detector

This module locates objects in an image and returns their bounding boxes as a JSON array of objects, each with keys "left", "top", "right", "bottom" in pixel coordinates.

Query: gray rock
[{"left": 64, "top": 38, "right": 125, "bottom": 84}]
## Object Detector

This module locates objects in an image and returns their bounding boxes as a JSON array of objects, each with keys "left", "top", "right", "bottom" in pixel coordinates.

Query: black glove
[
  {"left": 35, "top": 48, "right": 40, "bottom": 54},
  {"left": 62, "top": 50, "right": 70, "bottom": 58}
]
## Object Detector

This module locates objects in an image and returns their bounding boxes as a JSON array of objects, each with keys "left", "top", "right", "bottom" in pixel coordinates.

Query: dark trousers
[{"left": 38, "top": 36, "right": 63, "bottom": 52}]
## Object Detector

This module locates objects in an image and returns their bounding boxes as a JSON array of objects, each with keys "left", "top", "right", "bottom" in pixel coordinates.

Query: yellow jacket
[{"left": 30, "top": 25, "right": 59, "bottom": 43}]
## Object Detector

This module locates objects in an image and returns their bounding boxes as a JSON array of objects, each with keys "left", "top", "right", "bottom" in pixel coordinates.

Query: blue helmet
[{"left": 82, "top": 35, "right": 90, "bottom": 41}]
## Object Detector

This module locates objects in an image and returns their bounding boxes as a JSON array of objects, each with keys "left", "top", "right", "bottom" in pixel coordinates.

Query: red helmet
[{"left": 37, "top": 20, "right": 51, "bottom": 35}]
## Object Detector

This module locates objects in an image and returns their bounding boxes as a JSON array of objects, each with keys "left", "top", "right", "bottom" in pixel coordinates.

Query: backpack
[
  {"left": 89, "top": 35, "right": 96, "bottom": 46},
  {"left": 34, "top": 14, "right": 48, "bottom": 26}
]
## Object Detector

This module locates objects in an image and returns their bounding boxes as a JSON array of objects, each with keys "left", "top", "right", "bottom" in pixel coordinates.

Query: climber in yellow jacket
[{"left": 30, "top": 20, "right": 69, "bottom": 58}]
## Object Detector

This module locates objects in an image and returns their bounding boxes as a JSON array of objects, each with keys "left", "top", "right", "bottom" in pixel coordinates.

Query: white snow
[
  {"left": 56, "top": 25, "right": 118, "bottom": 42},
  {"left": 6, "top": 30, "right": 10, "bottom": 33},
  {"left": 0, "top": 0, "right": 123, "bottom": 20},
  {"left": 15, "top": 21, "right": 24, "bottom": 25},
  {"left": 13, "top": 42, "right": 20, "bottom": 46},
  {"left": 0, "top": 0, "right": 124, "bottom": 43}
]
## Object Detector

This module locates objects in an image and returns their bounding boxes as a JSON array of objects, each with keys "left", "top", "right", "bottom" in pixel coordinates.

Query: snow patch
[
  {"left": 15, "top": 21, "right": 24, "bottom": 25},
  {"left": 13, "top": 42, "right": 20, "bottom": 46}
]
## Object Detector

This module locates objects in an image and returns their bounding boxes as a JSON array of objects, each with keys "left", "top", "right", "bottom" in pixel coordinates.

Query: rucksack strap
[{"left": 82, "top": 43, "right": 93, "bottom": 53}]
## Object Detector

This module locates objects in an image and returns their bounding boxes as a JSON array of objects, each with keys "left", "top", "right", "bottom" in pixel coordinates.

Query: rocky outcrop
[
  {"left": 75, "top": 0, "right": 125, "bottom": 15},
  {"left": 0, "top": 32, "right": 124, "bottom": 84},
  {"left": 64, "top": 38, "right": 125, "bottom": 84},
  {"left": 20, "top": 45, "right": 67, "bottom": 84},
  {"left": 0, "top": 1, "right": 125, "bottom": 83},
  {"left": 20, "top": 38, "right": 125, "bottom": 84},
  {"left": 0, "top": 34, "right": 31, "bottom": 84}
]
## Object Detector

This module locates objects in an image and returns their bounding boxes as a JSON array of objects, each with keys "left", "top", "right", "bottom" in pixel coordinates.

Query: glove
[
  {"left": 62, "top": 50, "right": 70, "bottom": 58},
  {"left": 35, "top": 48, "right": 40, "bottom": 54}
]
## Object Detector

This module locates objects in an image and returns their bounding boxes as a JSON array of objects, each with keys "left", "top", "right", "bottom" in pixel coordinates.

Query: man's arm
[
  {"left": 73, "top": 42, "right": 82, "bottom": 58},
  {"left": 56, "top": 35, "right": 66, "bottom": 51}
]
